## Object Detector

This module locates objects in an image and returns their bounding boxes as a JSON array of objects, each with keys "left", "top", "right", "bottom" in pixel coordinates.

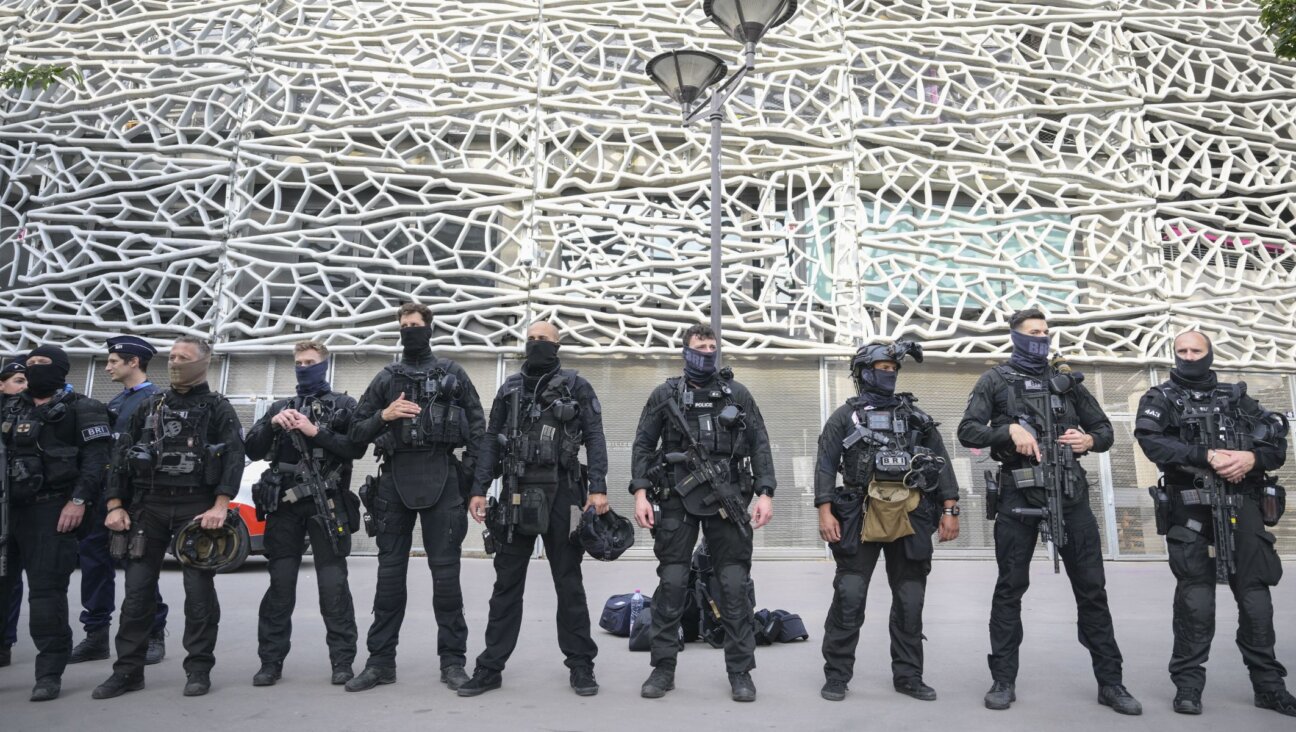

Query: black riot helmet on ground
[
  {"left": 850, "top": 340, "right": 923, "bottom": 394},
  {"left": 173, "top": 510, "right": 248, "bottom": 572},
  {"left": 574, "top": 507, "right": 635, "bottom": 561}
]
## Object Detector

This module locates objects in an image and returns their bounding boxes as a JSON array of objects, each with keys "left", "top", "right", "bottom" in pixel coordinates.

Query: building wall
[{"left": 3, "top": 1, "right": 1295, "bottom": 556}]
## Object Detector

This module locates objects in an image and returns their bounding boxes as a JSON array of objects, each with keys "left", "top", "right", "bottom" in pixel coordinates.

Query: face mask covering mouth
[
  {"left": 524, "top": 340, "right": 560, "bottom": 373},
  {"left": 1008, "top": 330, "right": 1051, "bottom": 374},
  {"left": 168, "top": 358, "right": 210, "bottom": 392},
  {"left": 295, "top": 361, "right": 330, "bottom": 397},
  {"left": 1172, "top": 346, "right": 1215, "bottom": 384},
  {"left": 24, "top": 363, "right": 68, "bottom": 399},
  {"left": 682, "top": 346, "right": 717, "bottom": 384},
  {"left": 400, "top": 325, "right": 433, "bottom": 360}
]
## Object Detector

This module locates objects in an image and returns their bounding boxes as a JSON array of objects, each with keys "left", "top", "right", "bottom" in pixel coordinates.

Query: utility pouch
[
  {"left": 109, "top": 531, "right": 130, "bottom": 561},
  {"left": 829, "top": 489, "right": 864, "bottom": 556},
  {"left": 1148, "top": 484, "right": 1171, "bottom": 536},
  {"left": 1010, "top": 466, "right": 1041, "bottom": 489},
  {"left": 518, "top": 485, "right": 550, "bottom": 536},
  {"left": 1262, "top": 483, "right": 1286, "bottom": 527},
  {"left": 128, "top": 527, "right": 147, "bottom": 560},
  {"left": 984, "top": 470, "right": 1000, "bottom": 520},
  {"left": 203, "top": 443, "right": 225, "bottom": 484}
]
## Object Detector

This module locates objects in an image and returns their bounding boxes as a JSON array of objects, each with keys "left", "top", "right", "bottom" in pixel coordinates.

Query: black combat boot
[
  {"left": 570, "top": 667, "right": 598, "bottom": 697},
  {"left": 457, "top": 669, "right": 503, "bottom": 697},
  {"left": 331, "top": 665, "right": 354, "bottom": 686},
  {"left": 894, "top": 676, "right": 937, "bottom": 701},
  {"left": 440, "top": 664, "right": 469, "bottom": 690},
  {"left": 1255, "top": 688, "right": 1296, "bottom": 717},
  {"left": 984, "top": 680, "right": 1016, "bottom": 710},
  {"left": 640, "top": 666, "right": 675, "bottom": 699},
  {"left": 1173, "top": 687, "right": 1202, "bottom": 715},
  {"left": 729, "top": 672, "right": 756, "bottom": 702},
  {"left": 0, "top": 644, "right": 11, "bottom": 667},
  {"left": 183, "top": 671, "right": 211, "bottom": 697},
  {"left": 1098, "top": 684, "right": 1143, "bottom": 715},
  {"left": 252, "top": 662, "right": 282, "bottom": 686},
  {"left": 344, "top": 666, "right": 396, "bottom": 692},
  {"left": 30, "top": 676, "right": 61, "bottom": 702},
  {"left": 820, "top": 679, "right": 848, "bottom": 701},
  {"left": 69, "top": 628, "right": 110, "bottom": 663},
  {"left": 92, "top": 672, "right": 145, "bottom": 699}
]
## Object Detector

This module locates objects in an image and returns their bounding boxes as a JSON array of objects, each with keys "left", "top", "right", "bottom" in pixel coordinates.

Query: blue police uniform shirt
[{"left": 108, "top": 381, "right": 161, "bottom": 433}]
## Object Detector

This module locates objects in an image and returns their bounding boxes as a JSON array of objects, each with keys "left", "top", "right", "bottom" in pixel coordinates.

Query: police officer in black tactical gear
[
  {"left": 630, "top": 323, "right": 776, "bottom": 703},
  {"left": 0, "top": 345, "right": 112, "bottom": 701},
  {"left": 459, "top": 321, "right": 609, "bottom": 698},
  {"left": 1134, "top": 330, "right": 1296, "bottom": 718},
  {"left": 65, "top": 336, "right": 170, "bottom": 667},
  {"left": 815, "top": 341, "right": 960, "bottom": 703},
  {"left": 245, "top": 340, "right": 364, "bottom": 688},
  {"left": 0, "top": 358, "right": 26, "bottom": 668},
  {"left": 958, "top": 308, "right": 1141, "bottom": 715},
  {"left": 93, "top": 336, "right": 245, "bottom": 700},
  {"left": 345, "top": 302, "right": 485, "bottom": 693}
]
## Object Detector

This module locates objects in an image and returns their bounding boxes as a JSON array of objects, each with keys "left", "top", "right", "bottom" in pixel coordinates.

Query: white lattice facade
[{"left": 1, "top": 1, "right": 1294, "bottom": 557}]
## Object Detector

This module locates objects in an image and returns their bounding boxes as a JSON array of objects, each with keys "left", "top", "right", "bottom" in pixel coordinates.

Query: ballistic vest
[
  {"left": 662, "top": 376, "right": 748, "bottom": 458},
  {"left": 387, "top": 363, "right": 470, "bottom": 450},
  {"left": 507, "top": 369, "right": 584, "bottom": 485},
  {"left": 136, "top": 392, "right": 223, "bottom": 489},
  {"left": 987, "top": 364, "right": 1082, "bottom": 467},
  {"left": 1, "top": 392, "right": 97, "bottom": 502},
  {"left": 840, "top": 396, "right": 919, "bottom": 487}
]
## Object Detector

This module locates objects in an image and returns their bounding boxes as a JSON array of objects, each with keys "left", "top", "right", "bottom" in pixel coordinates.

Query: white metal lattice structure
[{"left": 1, "top": 0, "right": 1293, "bottom": 369}]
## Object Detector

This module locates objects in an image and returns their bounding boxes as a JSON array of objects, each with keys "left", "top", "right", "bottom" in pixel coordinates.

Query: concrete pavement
[{"left": 1, "top": 556, "right": 1293, "bottom": 731}]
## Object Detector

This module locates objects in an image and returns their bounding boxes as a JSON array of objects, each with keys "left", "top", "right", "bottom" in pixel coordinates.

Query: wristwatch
[
  {"left": 942, "top": 505, "right": 960, "bottom": 517},
  {"left": 72, "top": 498, "right": 86, "bottom": 506}
]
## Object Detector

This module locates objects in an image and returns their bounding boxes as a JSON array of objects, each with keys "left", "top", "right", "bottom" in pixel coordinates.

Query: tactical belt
[{"left": 139, "top": 486, "right": 210, "bottom": 498}]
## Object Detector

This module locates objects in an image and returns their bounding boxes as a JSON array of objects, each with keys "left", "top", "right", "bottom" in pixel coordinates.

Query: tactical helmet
[
  {"left": 576, "top": 507, "right": 635, "bottom": 561},
  {"left": 173, "top": 510, "right": 247, "bottom": 572},
  {"left": 850, "top": 340, "right": 923, "bottom": 390}
]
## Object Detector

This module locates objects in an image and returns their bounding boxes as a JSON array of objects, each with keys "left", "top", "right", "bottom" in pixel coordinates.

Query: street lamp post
[{"left": 646, "top": 0, "right": 798, "bottom": 365}]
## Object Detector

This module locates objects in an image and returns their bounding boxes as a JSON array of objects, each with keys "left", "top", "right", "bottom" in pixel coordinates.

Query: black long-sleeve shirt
[
  {"left": 629, "top": 375, "right": 776, "bottom": 496},
  {"left": 349, "top": 354, "right": 485, "bottom": 478},
  {"left": 957, "top": 363, "right": 1111, "bottom": 504},
  {"left": 106, "top": 383, "right": 245, "bottom": 502},
  {"left": 1134, "top": 376, "right": 1287, "bottom": 488},
  {"left": 471, "top": 366, "right": 609, "bottom": 496},
  {"left": 814, "top": 395, "right": 959, "bottom": 506}
]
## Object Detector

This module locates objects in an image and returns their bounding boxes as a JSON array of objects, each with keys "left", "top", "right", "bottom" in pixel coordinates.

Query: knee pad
[
  {"left": 656, "top": 564, "right": 690, "bottom": 616},
  {"left": 1237, "top": 588, "right": 1276, "bottom": 647},
  {"left": 891, "top": 580, "right": 926, "bottom": 635},
  {"left": 832, "top": 573, "right": 868, "bottom": 627},
  {"left": 1173, "top": 582, "right": 1216, "bottom": 644},
  {"left": 715, "top": 564, "right": 753, "bottom": 615}
]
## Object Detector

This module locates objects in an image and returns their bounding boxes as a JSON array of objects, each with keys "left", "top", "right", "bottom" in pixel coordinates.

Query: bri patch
[
  {"left": 81, "top": 424, "right": 112, "bottom": 441},
  {"left": 1142, "top": 408, "right": 1161, "bottom": 419}
]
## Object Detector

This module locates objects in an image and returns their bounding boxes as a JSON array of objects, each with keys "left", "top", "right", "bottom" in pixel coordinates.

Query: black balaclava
[
  {"left": 523, "top": 340, "right": 560, "bottom": 375},
  {"left": 682, "top": 346, "right": 717, "bottom": 385},
  {"left": 400, "top": 325, "right": 433, "bottom": 362},
  {"left": 1170, "top": 334, "right": 1216, "bottom": 389},
  {"left": 1008, "top": 330, "right": 1050, "bottom": 374},
  {"left": 295, "top": 361, "right": 330, "bottom": 397},
  {"left": 855, "top": 367, "right": 900, "bottom": 408},
  {"left": 25, "top": 345, "right": 70, "bottom": 399}
]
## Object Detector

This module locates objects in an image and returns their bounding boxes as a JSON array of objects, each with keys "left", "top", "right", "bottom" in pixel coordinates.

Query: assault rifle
[
  {"left": 660, "top": 399, "right": 751, "bottom": 539},
  {"left": 283, "top": 430, "right": 348, "bottom": 556},
  {"left": 497, "top": 388, "right": 525, "bottom": 543},
  {"left": 1008, "top": 371, "right": 1084, "bottom": 574},
  {"left": 1180, "top": 394, "right": 1246, "bottom": 584}
]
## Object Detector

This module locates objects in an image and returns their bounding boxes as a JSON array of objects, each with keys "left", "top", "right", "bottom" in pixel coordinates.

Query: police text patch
[
  {"left": 82, "top": 424, "right": 112, "bottom": 441},
  {"left": 1142, "top": 408, "right": 1161, "bottom": 419}
]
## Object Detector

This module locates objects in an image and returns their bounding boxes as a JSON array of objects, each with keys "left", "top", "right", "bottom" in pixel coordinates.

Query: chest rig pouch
[
  {"left": 3, "top": 406, "right": 47, "bottom": 502},
  {"left": 663, "top": 377, "right": 750, "bottom": 517},
  {"left": 144, "top": 396, "right": 219, "bottom": 488},
  {"left": 841, "top": 400, "right": 913, "bottom": 487},
  {"left": 510, "top": 371, "right": 586, "bottom": 534},
  {"left": 384, "top": 363, "right": 467, "bottom": 510},
  {"left": 1159, "top": 381, "right": 1254, "bottom": 488}
]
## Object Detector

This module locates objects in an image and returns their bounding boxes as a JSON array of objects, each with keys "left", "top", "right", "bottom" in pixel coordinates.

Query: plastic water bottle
[{"left": 629, "top": 589, "right": 644, "bottom": 636}]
